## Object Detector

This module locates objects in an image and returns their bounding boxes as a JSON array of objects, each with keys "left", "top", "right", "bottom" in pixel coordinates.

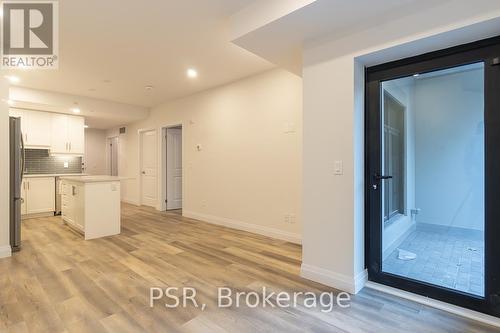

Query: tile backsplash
[{"left": 25, "top": 149, "right": 83, "bottom": 175}]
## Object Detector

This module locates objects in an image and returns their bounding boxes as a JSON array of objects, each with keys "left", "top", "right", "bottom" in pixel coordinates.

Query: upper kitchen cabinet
[
  {"left": 9, "top": 108, "right": 85, "bottom": 155},
  {"left": 67, "top": 116, "right": 85, "bottom": 154},
  {"left": 9, "top": 109, "right": 52, "bottom": 148},
  {"left": 51, "top": 114, "right": 85, "bottom": 155}
]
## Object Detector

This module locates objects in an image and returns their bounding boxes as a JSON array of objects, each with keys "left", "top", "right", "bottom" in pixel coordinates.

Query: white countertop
[
  {"left": 59, "top": 175, "right": 126, "bottom": 183},
  {"left": 24, "top": 173, "right": 87, "bottom": 178}
]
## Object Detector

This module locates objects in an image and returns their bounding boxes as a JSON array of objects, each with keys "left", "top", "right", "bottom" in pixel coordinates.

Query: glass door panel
[
  {"left": 366, "top": 38, "right": 500, "bottom": 316},
  {"left": 380, "top": 63, "right": 485, "bottom": 297}
]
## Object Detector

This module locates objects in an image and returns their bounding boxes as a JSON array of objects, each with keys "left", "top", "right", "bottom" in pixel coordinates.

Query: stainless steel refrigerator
[{"left": 9, "top": 117, "right": 25, "bottom": 252}]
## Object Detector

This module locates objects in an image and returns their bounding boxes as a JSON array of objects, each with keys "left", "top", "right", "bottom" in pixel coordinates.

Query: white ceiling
[
  {"left": 231, "top": 0, "right": 454, "bottom": 74},
  {"left": 4, "top": 0, "right": 274, "bottom": 108}
]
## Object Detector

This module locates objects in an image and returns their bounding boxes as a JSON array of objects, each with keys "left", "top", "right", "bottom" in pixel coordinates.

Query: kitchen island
[{"left": 59, "top": 176, "right": 123, "bottom": 240}]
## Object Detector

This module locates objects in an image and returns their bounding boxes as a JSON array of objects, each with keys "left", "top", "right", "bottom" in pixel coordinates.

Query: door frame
[
  {"left": 365, "top": 35, "right": 500, "bottom": 317},
  {"left": 106, "top": 135, "right": 119, "bottom": 176},
  {"left": 160, "top": 123, "right": 184, "bottom": 211},
  {"left": 138, "top": 128, "right": 158, "bottom": 207}
]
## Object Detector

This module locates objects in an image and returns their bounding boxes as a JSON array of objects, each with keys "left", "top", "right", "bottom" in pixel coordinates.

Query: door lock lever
[{"left": 374, "top": 174, "right": 393, "bottom": 181}]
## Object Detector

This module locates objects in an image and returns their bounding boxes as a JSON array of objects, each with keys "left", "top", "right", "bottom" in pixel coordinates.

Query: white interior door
[
  {"left": 140, "top": 130, "right": 158, "bottom": 207},
  {"left": 166, "top": 128, "right": 182, "bottom": 210}
]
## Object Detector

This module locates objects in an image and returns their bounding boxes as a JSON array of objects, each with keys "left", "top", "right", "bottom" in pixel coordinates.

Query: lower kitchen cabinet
[
  {"left": 21, "top": 177, "right": 56, "bottom": 217},
  {"left": 61, "top": 181, "right": 85, "bottom": 231}
]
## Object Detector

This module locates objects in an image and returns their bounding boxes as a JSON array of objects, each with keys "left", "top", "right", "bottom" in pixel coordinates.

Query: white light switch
[
  {"left": 64, "top": 162, "right": 69, "bottom": 168},
  {"left": 283, "top": 122, "right": 296, "bottom": 133},
  {"left": 334, "top": 160, "right": 343, "bottom": 175}
]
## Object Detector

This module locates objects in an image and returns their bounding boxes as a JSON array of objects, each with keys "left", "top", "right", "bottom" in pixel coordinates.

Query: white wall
[
  {"left": 110, "top": 69, "right": 303, "bottom": 243},
  {"left": 0, "top": 80, "right": 11, "bottom": 258},
  {"left": 301, "top": 2, "right": 500, "bottom": 294},
  {"left": 415, "top": 68, "right": 484, "bottom": 230},
  {"left": 84, "top": 129, "right": 108, "bottom": 175}
]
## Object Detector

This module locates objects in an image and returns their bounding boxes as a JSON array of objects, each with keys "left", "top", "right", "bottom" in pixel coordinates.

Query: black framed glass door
[{"left": 366, "top": 36, "right": 500, "bottom": 317}]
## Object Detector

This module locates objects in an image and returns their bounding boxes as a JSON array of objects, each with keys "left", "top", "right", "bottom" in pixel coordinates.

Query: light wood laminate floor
[{"left": 0, "top": 204, "right": 498, "bottom": 333}]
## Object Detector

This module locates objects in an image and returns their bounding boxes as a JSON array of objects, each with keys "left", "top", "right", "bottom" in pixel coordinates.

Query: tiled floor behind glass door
[{"left": 383, "top": 224, "right": 484, "bottom": 296}]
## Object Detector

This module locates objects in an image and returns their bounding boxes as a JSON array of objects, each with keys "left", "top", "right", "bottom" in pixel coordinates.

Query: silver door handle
[{"left": 20, "top": 132, "right": 25, "bottom": 181}]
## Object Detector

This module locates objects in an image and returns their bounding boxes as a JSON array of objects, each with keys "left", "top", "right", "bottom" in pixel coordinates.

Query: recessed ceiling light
[
  {"left": 5, "top": 75, "right": 20, "bottom": 84},
  {"left": 84, "top": 125, "right": 89, "bottom": 129},
  {"left": 187, "top": 68, "right": 198, "bottom": 78},
  {"left": 145, "top": 85, "right": 154, "bottom": 91},
  {"left": 71, "top": 108, "right": 81, "bottom": 114},
  {"left": 7, "top": 100, "right": 14, "bottom": 106}
]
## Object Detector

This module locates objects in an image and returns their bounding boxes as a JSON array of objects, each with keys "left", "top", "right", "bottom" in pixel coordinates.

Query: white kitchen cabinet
[
  {"left": 61, "top": 181, "right": 85, "bottom": 231},
  {"left": 51, "top": 114, "right": 85, "bottom": 155},
  {"left": 51, "top": 114, "right": 69, "bottom": 154},
  {"left": 61, "top": 176, "right": 121, "bottom": 240},
  {"left": 9, "top": 109, "right": 84, "bottom": 154},
  {"left": 21, "top": 179, "right": 27, "bottom": 215},
  {"left": 9, "top": 109, "right": 52, "bottom": 148},
  {"left": 27, "top": 111, "right": 53, "bottom": 147},
  {"left": 21, "top": 177, "right": 56, "bottom": 217},
  {"left": 67, "top": 116, "right": 85, "bottom": 154}
]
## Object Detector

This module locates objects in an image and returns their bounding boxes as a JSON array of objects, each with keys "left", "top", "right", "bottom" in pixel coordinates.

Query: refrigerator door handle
[{"left": 20, "top": 132, "right": 25, "bottom": 182}]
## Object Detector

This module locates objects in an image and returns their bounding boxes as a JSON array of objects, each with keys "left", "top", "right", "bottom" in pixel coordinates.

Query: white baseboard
[
  {"left": 183, "top": 210, "right": 301, "bottom": 244},
  {"left": 0, "top": 245, "right": 12, "bottom": 258},
  {"left": 121, "top": 199, "right": 140, "bottom": 206},
  {"left": 22, "top": 212, "right": 55, "bottom": 220},
  {"left": 300, "top": 263, "right": 367, "bottom": 294},
  {"left": 365, "top": 281, "right": 500, "bottom": 328}
]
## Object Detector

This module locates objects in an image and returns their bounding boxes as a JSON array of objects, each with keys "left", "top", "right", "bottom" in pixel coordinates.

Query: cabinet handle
[
  {"left": 69, "top": 142, "right": 72, "bottom": 151},
  {"left": 27, "top": 182, "right": 29, "bottom": 190}
]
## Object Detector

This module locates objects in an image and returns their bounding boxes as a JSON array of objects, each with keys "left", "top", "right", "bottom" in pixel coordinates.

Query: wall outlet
[{"left": 284, "top": 214, "right": 296, "bottom": 224}]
